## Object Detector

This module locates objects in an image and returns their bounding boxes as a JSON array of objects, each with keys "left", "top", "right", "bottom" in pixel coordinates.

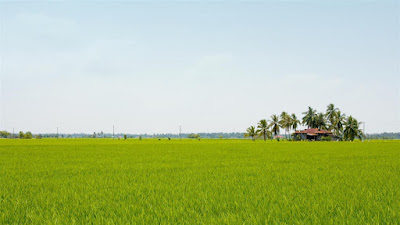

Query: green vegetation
[
  {"left": 244, "top": 126, "right": 257, "bottom": 141},
  {"left": 16, "top": 131, "right": 33, "bottom": 139},
  {"left": 0, "top": 131, "right": 11, "bottom": 138},
  {"left": 0, "top": 139, "right": 399, "bottom": 224},
  {"left": 246, "top": 103, "right": 365, "bottom": 141},
  {"left": 187, "top": 134, "right": 201, "bottom": 139},
  {"left": 257, "top": 119, "right": 271, "bottom": 141}
]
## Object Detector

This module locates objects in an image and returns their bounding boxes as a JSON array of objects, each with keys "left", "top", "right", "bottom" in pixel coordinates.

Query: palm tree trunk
[{"left": 263, "top": 131, "right": 266, "bottom": 141}]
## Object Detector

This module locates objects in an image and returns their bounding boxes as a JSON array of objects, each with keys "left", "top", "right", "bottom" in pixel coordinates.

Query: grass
[{"left": 0, "top": 139, "right": 399, "bottom": 224}]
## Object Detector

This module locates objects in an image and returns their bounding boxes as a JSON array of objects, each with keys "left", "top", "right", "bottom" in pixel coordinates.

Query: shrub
[
  {"left": 188, "top": 134, "right": 200, "bottom": 139},
  {"left": 293, "top": 135, "right": 302, "bottom": 141},
  {"left": 0, "top": 131, "right": 10, "bottom": 138},
  {"left": 321, "top": 136, "right": 332, "bottom": 141},
  {"left": 25, "top": 132, "right": 33, "bottom": 139}
]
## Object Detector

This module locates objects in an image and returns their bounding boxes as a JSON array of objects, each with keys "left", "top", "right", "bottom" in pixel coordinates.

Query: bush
[
  {"left": 188, "top": 134, "right": 200, "bottom": 139},
  {"left": 25, "top": 132, "right": 33, "bottom": 139},
  {"left": 321, "top": 136, "right": 332, "bottom": 141},
  {"left": 0, "top": 131, "right": 10, "bottom": 138},
  {"left": 293, "top": 135, "right": 302, "bottom": 141}
]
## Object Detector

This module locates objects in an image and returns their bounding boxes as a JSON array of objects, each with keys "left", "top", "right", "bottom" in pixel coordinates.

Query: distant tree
[
  {"left": 245, "top": 126, "right": 257, "bottom": 141},
  {"left": 93, "top": 132, "right": 96, "bottom": 138},
  {"left": 315, "top": 113, "right": 327, "bottom": 130},
  {"left": 291, "top": 114, "right": 300, "bottom": 131},
  {"left": 18, "top": 131, "right": 25, "bottom": 139},
  {"left": 25, "top": 132, "right": 33, "bottom": 139},
  {"left": 279, "top": 112, "right": 293, "bottom": 139},
  {"left": 269, "top": 114, "right": 280, "bottom": 137},
  {"left": 35, "top": 134, "right": 42, "bottom": 139},
  {"left": 124, "top": 134, "right": 127, "bottom": 140},
  {"left": 257, "top": 119, "right": 269, "bottom": 141},
  {"left": 0, "top": 131, "right": 10, "bottom": 138},
  {"left": 302, "top": 106, "right": 317, "bottom": 128},
  {"left": 188, "top": 134, "right": 200, "bottom": 139},
  {"left": 139, "top": 136, "right": 142, "bottom": 140},
  {"left": 279, "top": 112, "right": 288, "bottom": 138},
  {"left": 326, "top": 103, "right": 338, "bottom": 130},
  {"left": 344, "top": 116, "right": 364, "bottom": 141},
  {"left": 333, "top": 110, "right": 346, "bottom": 136}
]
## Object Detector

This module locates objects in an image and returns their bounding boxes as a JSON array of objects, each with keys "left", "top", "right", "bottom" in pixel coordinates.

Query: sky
[{"left": 0, "top": 0, "right": 399, "bottom": 134}]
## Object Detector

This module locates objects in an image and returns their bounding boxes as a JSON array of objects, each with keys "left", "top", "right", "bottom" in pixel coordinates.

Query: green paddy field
[{"left": 0, "top": 139, "right": 399, "bottom": 224}]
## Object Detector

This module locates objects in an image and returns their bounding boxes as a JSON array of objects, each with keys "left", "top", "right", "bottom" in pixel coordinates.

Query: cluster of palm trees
[{"left": 245, "top": 104, "right": 364, "bottom": 141}]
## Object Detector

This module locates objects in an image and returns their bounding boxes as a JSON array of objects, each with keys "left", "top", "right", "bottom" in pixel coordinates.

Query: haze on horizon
[{"left": 0, "top": 0, "right": 399, "bottom": 134}]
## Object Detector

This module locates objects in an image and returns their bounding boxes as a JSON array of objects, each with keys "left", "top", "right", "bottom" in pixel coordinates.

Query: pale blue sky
[{"left": 0, "top": 0, "right": 399, "bottom": 134}]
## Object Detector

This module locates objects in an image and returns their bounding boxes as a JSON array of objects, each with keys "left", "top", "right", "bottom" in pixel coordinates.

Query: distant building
[{"left": 293, "top": 128, "right": 338, "bottom": 141}]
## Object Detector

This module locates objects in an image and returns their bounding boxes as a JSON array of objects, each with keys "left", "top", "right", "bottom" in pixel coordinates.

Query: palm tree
[
  {"left": 279, "top": 112, "right": 290, "bottom": 139},
  {"left": 268, "top": 114, "right": 280, "bottom": 138},
  {"left": 245, "top": 126, "right": 257, "bottom": 141},
  {"left": 291, "top": 113, "right": 300, "bottom": 131},
  {"left": 333, "top": 110, "right": 346, "bottom": 136},
  {"left": 257, "top": 119, "right": 269, "bottom": 141},
  {"left": 343, "top": 116, "right": 364, "bottom": 141},
  {"left": 302, "top": 106, "right": 317, "bottom": 128},
  {"left": 326, "top": 103, "right": 338, "bottom": 130},
  {"left": 315, "top": 113, "right": 327, "bottom": 130},
  {"left": 287, "top": 116, "right": 293, "bottom": 139}
]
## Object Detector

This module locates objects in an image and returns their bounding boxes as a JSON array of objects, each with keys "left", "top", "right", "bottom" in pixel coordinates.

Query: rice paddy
[{"left": 0, "top": 139, "right": 399, "bottom": 224}]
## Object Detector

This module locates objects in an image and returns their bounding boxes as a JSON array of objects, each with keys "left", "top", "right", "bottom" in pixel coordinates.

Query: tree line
[
  {"left": 245, "top": 104, "right": 365, "bottom": 141},
  {"left": 0, "top": 131, "right": 35, "bottom": 139}
]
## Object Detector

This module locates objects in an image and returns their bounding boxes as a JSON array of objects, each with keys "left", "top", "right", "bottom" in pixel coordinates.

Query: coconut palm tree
[
  {"left": 343, "top": 116, "right": 364, "bottom": 141},
  {"left": 245, "top": 126, "right": 257, "bottom": 141},
  {"left": 302, "top": 106, "right": 317, "bottom": 128},
  {"left": 333, "top": 110, "right": 346, "bottom": 136},
  {"left": 291, "top": 113, "right": 300, "bottom": 131},
  {"left": 268, "top": 114, "right": 280, "bottom": 138},
  {"left": 257, "top": 119, "right": 269, "bottom": 141},
  {"left": 315, "top": 113, "right": 327, "bottom": 130},
  {"left": 326, "top": 103, "right": 338, "bottom": 130},
  {"left": 279, "top": 112, "right": 291, "bottom": 139},
  {"left": 287, "top": 115, "right": 293, "bottom": 139}
]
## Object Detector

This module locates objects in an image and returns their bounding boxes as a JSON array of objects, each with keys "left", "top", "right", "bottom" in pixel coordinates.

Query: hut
[{"left": 293, "top": 128, "right": 338, "bottom": 141}]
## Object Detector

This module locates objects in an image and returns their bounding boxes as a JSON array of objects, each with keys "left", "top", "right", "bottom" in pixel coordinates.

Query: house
[{"left": 293, "top": 128, "right": 338, "bottom": 141}]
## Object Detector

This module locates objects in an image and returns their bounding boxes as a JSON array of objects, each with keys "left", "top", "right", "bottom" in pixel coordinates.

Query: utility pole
[
  {"left": 179, "top": 125, "right": 182, "bottom": 140},
  {"left": 57, "top": 127, "right": 59, "bottom": 139},
  {"left": 113, "top": 125, "right": 114, "bottom": 139}
]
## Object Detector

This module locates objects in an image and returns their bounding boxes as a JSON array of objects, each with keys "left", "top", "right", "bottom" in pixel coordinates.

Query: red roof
[{"left": 294, "top": 128, "right": 332, "bottom": 134}]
